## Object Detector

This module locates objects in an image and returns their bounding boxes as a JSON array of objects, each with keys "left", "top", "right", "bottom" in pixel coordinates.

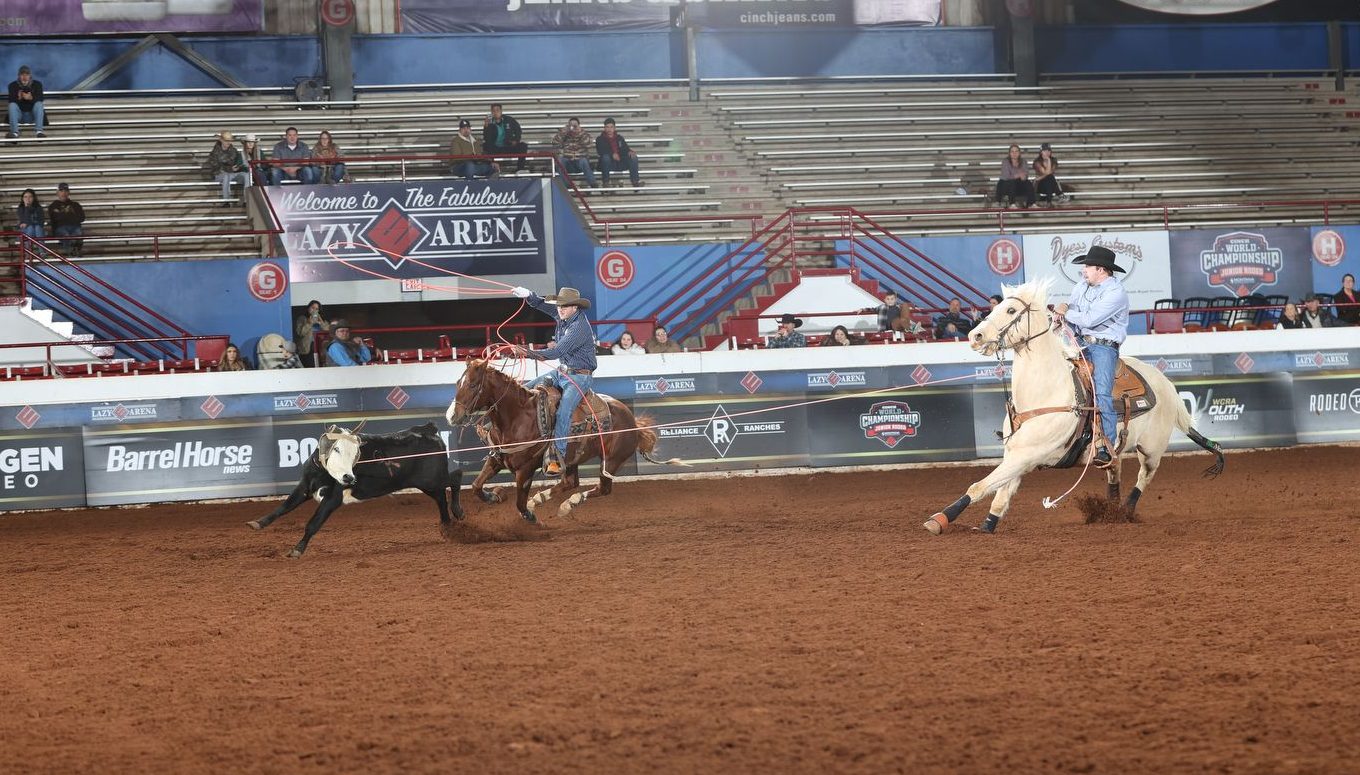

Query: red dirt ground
[{"left": 2, "top": 446, "right": 1359, "bottom": 774}]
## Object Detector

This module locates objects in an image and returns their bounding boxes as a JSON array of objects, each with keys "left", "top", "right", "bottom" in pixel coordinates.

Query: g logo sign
[
  {"left": 597, "top": 250, "right": 635, "bottom": 290},
  {"left": 248, "top": 262, "right": 288, "bottom": 302}
]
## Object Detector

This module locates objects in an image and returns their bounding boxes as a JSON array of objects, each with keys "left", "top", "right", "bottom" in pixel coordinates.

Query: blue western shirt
[
  {"left": 1065, "top": 276, "right": 1130, "bottom": 344},
  {"left": 527, "top": 293, "right": 598, "bottom": 371}
]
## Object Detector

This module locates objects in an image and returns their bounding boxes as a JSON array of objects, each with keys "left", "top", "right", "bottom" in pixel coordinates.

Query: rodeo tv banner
[
  {"left": 0, "top": 428, "right": 85, "bottom": 512},
  {"left": 265, "top": 179, "right": 547, "bottom": 283}
]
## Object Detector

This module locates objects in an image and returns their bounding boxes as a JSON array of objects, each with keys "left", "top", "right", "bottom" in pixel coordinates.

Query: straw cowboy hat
[
  {"left": 776, "top": 313, "right": 804, "bottom": 328},
  {"left": 545, "top": 287, "right": 591, "bottom": 309},
  {"left": 217, "top": 130, "right": 234, "bottom": 143},
  {"left": 1071, "top": 245, "right": 1126, "bottom": 274}
]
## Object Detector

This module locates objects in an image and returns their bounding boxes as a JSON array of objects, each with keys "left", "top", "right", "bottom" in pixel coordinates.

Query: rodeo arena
[{"left": 6, "top": 0, "right": 1360, "bottom": 772}]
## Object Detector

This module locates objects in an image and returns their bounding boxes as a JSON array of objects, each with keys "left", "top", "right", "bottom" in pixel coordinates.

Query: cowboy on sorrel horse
[{"left": 446, "top": 358, "right": 684, "bottom": 523}]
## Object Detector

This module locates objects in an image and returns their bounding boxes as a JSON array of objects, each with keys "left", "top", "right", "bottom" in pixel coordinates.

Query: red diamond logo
[
  {"left": 1313, "top": 352, "right": 1325, "bottom": 367},
  {"left": 911, "top": 365, "right": 933, "bottom": 385},
  {"left": 654, "top": 377, "right": 669, "bottom": 395},
  {"left": 387, "top": 386, "right": 410, "bottom": 410},
  {"left": 1234, "top": 353, "right": 1255, "bottom": 373},
  {"left": 113, "top": 404, "right": 129, "bottom": 421},
  {"left": 295, "top": 394, "right": 311, "bottom": 411},
  {"left": 16, "top": 405, "right": 40, "bottom": 429},
  {"left": 826, "top": 371, "right": 841, "bottom": 387},
  {"left": 1156, "top": 358, "right": 1169, "bottom": 372},
  {"left": 363, "top": 203, "right": 425, "bottom": 265},
  {"left": 740, "top": 371, "right": 762, "bottom": 394},
  {"left": 200, "top": 396, "right": 224, "bottom": 419},
  {"left": 992, "top": 364, "right": 1007, "bottom": 379}
]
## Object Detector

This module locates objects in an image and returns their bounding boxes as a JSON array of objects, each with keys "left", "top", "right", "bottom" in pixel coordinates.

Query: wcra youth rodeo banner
[{"left": 265, "top": 179, "right": 547, "bottom": 283}]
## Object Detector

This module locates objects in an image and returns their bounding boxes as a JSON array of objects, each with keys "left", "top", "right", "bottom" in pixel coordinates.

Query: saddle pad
[
  {"left": 1072, "top": 357, "right": 1158, "bottom": 417},
  {"left": 536, "top": 387, "right": 614, "bottom": 439}
]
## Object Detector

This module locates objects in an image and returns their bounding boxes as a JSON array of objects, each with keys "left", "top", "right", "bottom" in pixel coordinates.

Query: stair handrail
[{"left": 847, "top": 208, "right": 992, "bottom": 303}]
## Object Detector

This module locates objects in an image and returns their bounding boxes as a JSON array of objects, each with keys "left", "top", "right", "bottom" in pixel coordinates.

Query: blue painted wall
[
  {"left": 590, "top": 242, "right": 751, "bottom": 343},
  {"left": 1036, "top": 23, "right": 1332, "bottom": 74},
  {"left": 697, "top": 27, "right": 996, "bottom": 79},
  {"left": 549, "top": 185, "right": 598, "bottom": 297}
]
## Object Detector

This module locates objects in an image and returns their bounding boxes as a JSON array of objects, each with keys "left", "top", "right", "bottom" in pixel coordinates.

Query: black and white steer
[{"left": 248, "top": 422, "right": 464, "bottom": 558}]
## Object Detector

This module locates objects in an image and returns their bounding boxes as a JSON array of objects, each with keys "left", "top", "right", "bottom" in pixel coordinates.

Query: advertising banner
[
  {"left": 1168, "top": 227, "right": 1312, "bottom": 302},
  {"left": 1167, "top": 373, "right": 1295, "bottom": 451},
  {"left": 807, "top": 387, "right": 975, "bottom": 467},
  {"left": 0, "top": 0, "right": 261, "bottom": 35},
  {"left": 1290, "top": 371, "right": 1360, "bottom": 445},
  {"left": 1308, "top": 225, "right": 1360, "bottom": 302},
  {"left": 1022, "top": 230, "right": 1173, "bottom": 314},
  {"left": 83, "top": 419, "right": 277, "bottom": 506},
  {"left": 633, "top": 395, "right": 809, "bottom": 473},
  {"left": 271, "top": 413, "right": 460, "bottom": 492},
  {"left": 266, "top": 179, "right": 547, "bottom": 283},
  {"left": 0, "top": 428, "right": 86, "bottom": 512}
]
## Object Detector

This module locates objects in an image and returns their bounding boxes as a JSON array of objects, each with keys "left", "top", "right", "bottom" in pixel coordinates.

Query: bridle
[
  {"left": 981, "top": 296, "right": 1052, "bottom": 355},
  {"left": 452, "top": 362, "right": 514, "bottom": 427}
]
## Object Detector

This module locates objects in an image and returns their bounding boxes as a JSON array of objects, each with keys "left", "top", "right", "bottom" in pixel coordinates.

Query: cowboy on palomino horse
[
  {"left": 1054, "top": 245, "right": 1128, "bottom": 468},
  {"left": 508, "top": 285, "right": 595, "bottom": 477}
]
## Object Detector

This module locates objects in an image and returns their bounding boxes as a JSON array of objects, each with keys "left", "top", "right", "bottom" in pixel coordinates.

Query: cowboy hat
[
  {"left": 218, "top": 130, "right": 234, "bottom": 142},
  {"left": 332, "top": 318, "right": 352, "bottom": 329},
  {"left": 1071, "top": 245, "right": 1126, "bottom": 274},
  {"left": 545, "top": 287, "right": 591, "bottom": 309},
  {"left": 776, "top": 313, "right": 803, "bottom": 328}
]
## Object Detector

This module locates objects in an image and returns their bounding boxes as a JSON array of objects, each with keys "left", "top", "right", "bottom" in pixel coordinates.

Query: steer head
[{"left": 318, "top": 422, "right": 365, "bottom": 486}]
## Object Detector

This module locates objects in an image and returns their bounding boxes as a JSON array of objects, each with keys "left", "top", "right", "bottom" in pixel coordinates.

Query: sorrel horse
[
  {"left": 923, "top": 279, "right": 1225, "bottom": 535},
  {"left": 445, "top": 358, "right": 683, "bottom": 522}
]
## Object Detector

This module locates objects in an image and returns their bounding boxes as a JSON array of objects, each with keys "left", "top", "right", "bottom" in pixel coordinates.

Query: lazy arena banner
[{"left": 265, "top": 179, "right": 547, "bottom": 283}]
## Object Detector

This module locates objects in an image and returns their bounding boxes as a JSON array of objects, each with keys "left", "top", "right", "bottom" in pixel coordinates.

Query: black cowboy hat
[
  {"left": 1071, "top": 245, "right": 1126, "bottom": 274},
  {"left": 545, "top": 287, "right": 590, "bottom": 309},
  {"left": 776, "top": 313, "right": 803, "bottom": 328}
]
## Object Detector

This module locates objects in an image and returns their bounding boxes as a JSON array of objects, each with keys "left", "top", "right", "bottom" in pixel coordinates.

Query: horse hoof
[
  {"left": 478, "top": 488, "right": 502, "bottom": 504},
  {"left": 246, "top": 520, "right": 262, "bottom": 531},
  {"left": 923, "top": 514, "right": 947, "bottom": 536},
  {"left": 286, "top": 549, "right": 303, "bottom": 559},
  {"left": 521, "top": 513, "right": 538, "bottom": 524}
]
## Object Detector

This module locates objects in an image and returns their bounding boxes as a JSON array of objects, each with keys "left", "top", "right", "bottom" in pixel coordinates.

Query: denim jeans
[
  {"left": 599, "top": 153, "right": 640, "bottom": 185},
  {"left": 20, "top": 223, "right": 45, "bottom": 239},
  {"left": 319, "top": 163, "right": 346, "bottom": 184},
  {"left": 524, "top": 368, "right": 594, "bottom": 459},
  {"left": 53, "top": 224, "right": 82, "bottom": 253},
  {"left": 269, "top": 165, "right": 318, "bottom": 186},
  {"left": 452, "top": 161, "right": 494, "bottom": 180},
  {"left": 1083, "top": 343, "right": 1119, "bottom": 449},
  {"left": 8, "top": 102, "right": 44, "bottom": 135},
  {"left": 217, "top": 171, "right": 250, "bottom": 199},
  {"left": 558, "top": 156, "right": 597, "bottom": 188}
]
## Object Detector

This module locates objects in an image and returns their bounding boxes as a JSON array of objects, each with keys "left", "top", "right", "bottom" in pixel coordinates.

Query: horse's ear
[{"left": 325, "top": 424, "right": 337, "bottom": 434}]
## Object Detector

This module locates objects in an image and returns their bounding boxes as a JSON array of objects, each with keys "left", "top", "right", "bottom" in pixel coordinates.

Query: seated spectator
[
  {"left": 595, "top": 118, "right": 642, "bottom": 188},
  {"left": 217, "top": 342, "right": 248, "bottom": 372},
  {"left": 994, "top": 144, "right": 1035, "bottom": 209},
  {"left": 862, "top": 289, "right": 903, "bottom": 332},
  {"left": 241, "top": 133, "right": 264, "bottom": 185},
  {"left": 552, "top": 117, "right": 597, "bottom": 189},
  {"left": 483, "top": 103, "right": 529, "bottom": 173},
  {"left": 203, "top": 130, "right": 250, "bottom": 204},
  {"left": 1334, "top": 273, "right": 1359, "bottom": 325},
  {"left": 988, "top": 294, "right": 1004, "bottom": 312},
  {"left": 644, "top": 325, "right": 682, "bottom": 354},
  {"left": 312, "top": 130, "right": 347, "bottom": 184},
  {"left": 294, "top": 299, "right": 330, "bottom": 367},
  {"left": 1300, "top": 294, "right": 1338, "bottom": 329},
  {"left": 820, "top": 325, "right": 857, "bottom": 346},
  {"left": 16, "top": 188, "right": 44, "bottom": 240},
  {"left": 1032, "top": 143, "right": 1064, "bottom": 207},
  {"left": 7, "top": 65, "right": 45, "bottom": 139},
  {"left": 611, "top": 330, "right": 645, "bottom": 355},
  {"left": 269, "top": 127, "right": 317, "bottom": 186},
  {"left": 48, "top": 183, "right": 85, "bottom": 257},
  {"left": 450, "top": 119, "right": 497, "bottom": 180},
  {"left": 1278, "top": 301, "right": 1304, "bottom": 329},
  {"left": 768, "top": 313, "right": 807, "bottom": 348},
  {"left": 893, "top": 302, "right": 926, "bottom": 337},
  {"left": 277, "top": 341, "right": 303, "bottom": 369},
  {"left": 935, "top": 298, "right": 975, "bottom": 340},
  {"left": 327, "top": 319, "right": 372, "bottom": 366}
]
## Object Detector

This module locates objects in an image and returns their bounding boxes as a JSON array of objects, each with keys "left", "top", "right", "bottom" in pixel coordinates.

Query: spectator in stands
[
  {"left": 596, "top": 118, "right": 642, "bottom": 189},
  {"left": 988, "top": 294, "right": 1004, "bottom": 312},
  {"left": 15, "top": 188, "right": 44, "bottom": 240},
  {"left": 217, "top": 342, "right": 248, "bottom": 372},
  {"left": 1032, "top": 143, "right": 1063, "bottom": 207},
  {"left": 241, "top": 133, "right": 264, "bottom": 185},
  {"left": 7, "top": 65, "right": 45, "bottom": 139},
  {"left": 294, "top": 299, "right": 330, "bottom": 366},
  {"left": 450, "top": 119, "right": 497, "bottom": 180},
  {"left": 552, "top": 117, "right": 597, "bottom": 189},
  {"left": 935, "top": 298, "right": 974, "bottom": 340},
  {"left": 1300, "top": 294, "right": 1338, "bottom": 329},
  {"left": 768, "top": 313, "right": 807, "bottom": 348},
  {"left": 269, "top": 127, "right": 317, "bottom": 186},
  {"left": 611, "top": 330, "right": 646, "bottom": 355},
  {"left": 994, "top": 144, "right": 1035, "bottom": 209},
  {"left": 893, "top": 302, "right": 925, "bottom": 337},
  {"left": 276, "top": 340, "right": 303, "bottom": 369},
  {"left": 863, "top": 289, "right": 903, "bottom": 332},
  {"left": 327, "top": 319, "right": 372, "bottom": 366},
  {"left": 312, "top": 130, "right": 347, "bottom": 184},
  {"left": 1278, "top": 301, "right": 1304, "bottom": 329},
  {"left": 48, "top": 183, "right": 85, "bottom": 257},
  {"left": 203, "top": 130, "right": 250, "bottom": 204},
  {"left": 821, "top": 325, "right": 857, "bottom": 347},
  {"left": 1334, "top": 273, "right": 1359, "bottom": 325},
  {"left": 644, "top": 324, "right": 682, "bottom": 354},
  {"left": 483, "top": 104, "right": 529, "bottom": 173}
]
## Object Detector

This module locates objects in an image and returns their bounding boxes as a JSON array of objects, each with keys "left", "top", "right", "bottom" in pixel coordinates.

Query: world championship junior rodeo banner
[{"left": 264, "top": 179, "right": 547, "bottom": 283}]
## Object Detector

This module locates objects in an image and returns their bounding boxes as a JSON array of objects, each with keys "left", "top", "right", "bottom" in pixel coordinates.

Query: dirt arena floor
[{"left": 3, "top": 445, "right": 1359, "bottom": 774}]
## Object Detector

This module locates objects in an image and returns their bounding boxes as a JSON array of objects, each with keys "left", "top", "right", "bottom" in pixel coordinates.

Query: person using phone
[{"left": 7, "top": 65, "right": 45, "bottom": 139}]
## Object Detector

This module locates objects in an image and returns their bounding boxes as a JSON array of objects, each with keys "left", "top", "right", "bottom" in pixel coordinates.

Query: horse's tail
[
  {"left": 634, "top": 414, "right": 689, "bottom": 467},
  {"left": 1174, "top": 396, "right": 1225, "bottom": 479}
]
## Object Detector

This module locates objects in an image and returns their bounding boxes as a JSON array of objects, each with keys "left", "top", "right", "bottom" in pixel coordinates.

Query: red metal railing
[
  {"left": 309, "top": 317, "right": 660, "bottom": 365},
  {"left": 0, "top": 334, "right": 230, "bottom": 378}
]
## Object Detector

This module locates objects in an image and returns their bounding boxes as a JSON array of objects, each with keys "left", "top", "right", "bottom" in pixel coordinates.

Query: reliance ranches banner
[
  {"left": 265, "top": 179, "right": 547, "bottom": 283},
  {"left": 0, "top": 428, "right": 85, "bottom": 512}
]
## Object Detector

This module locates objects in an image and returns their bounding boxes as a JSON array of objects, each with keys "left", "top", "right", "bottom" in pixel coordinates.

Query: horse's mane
[
  {"left": 467, "top": 358, "right": 532, "bottom": 398},
  {"left": 999, "top": 277, "right": 1080, "bottom": 358}
]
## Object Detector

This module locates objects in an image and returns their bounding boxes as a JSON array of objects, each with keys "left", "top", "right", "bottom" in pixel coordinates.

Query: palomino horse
[
  {"left": 446, "top": 358, "right": 682, "bottom": 522},
  {"left": 923, "top": 279, "right": 1224, "bottom": 535}
]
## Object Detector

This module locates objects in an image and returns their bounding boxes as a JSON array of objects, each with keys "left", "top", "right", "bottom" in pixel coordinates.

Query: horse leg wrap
[
  {"left": 1125, "top": 487, "right": 1143, "bottom": 511},
  {"left": 978, "top": 514, "right": 1000, "bottom": 534},
  {"left": 557, "top": 491, "right": 588, "bottom": 518},
  {"left": 1107, "top": 482, "right": 1120, "bottom": 502},
  {"left": 528, "top": 490, "right": 551, "bottom": 510},
  {"left": 943, "top": 495, "right": 971, "bottom": 522},
  {"left": 923, "top": 495, "right": 971, "bottom": 536}
]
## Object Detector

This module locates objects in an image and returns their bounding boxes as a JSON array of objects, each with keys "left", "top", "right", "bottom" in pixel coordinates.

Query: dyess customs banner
[
  {"left": 1021, "top": 230, "right": 1173, "bottom": 313},
  {"left": 0, "top": 427, "right": 86, "bottom": 511},
  {"left": 83, "top": 420, "right": 276, "bottom": 506},
  {"left": 633, "top": 395, "right": 809, "bottom": 473},
  {"left": 807, "top": 387, "right": 975, "bottom": 467},
  {"left": 266, "top": 179, "right": 546, "bottom": 282}
]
